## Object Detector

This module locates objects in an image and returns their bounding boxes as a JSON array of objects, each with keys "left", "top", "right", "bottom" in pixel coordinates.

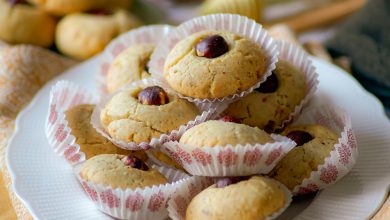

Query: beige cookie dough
[
  {"left": 107, "top": 44, "right": 154, "bottom": 93},
  {"left": 80, "top": 154, "right": 167, "bottom": 189},
  {"left": 223, "top": 60, "right": 307, "bottom": 132},
  {"left": 0, "top": 1, "right": 56, "bottom": 47},
  {"left": 270, "top": 124, "right": 339, "bottom": 190},
  {"left": 100, "top": 85, "right": 199, "bottom": 144},
  {"left": 164, "top": 30, "right": 268, "bottom": 99},
  {"left": 148, "top": 149, "right": 185, "bottom": 171},
  {"left": 56, "top": 10, "right": 140, "bottom": 60},
  {"left": 180, "top": 120, "right": 274, "bottom": 147},
  {"left": 27, "top": 0, "right": 132, "bottom": 16},
  {"left": 65, "top": 104, "right": 147, "bottom": 160},
  {"left": 186, "top": 176, "right": 286, "bottom": 220}
]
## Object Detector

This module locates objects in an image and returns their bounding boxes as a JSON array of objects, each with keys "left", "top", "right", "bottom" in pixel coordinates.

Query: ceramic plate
[{"left": 6, "top": 55, "right": 390, "bottom": 220}]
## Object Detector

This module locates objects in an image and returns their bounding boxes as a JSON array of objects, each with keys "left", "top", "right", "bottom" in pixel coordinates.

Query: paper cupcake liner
[
  {"left": 92, "top": 78, "right": 222, "bottom": 151},
  {"left": 290, "top": 105, "right": 358, "bottom": 195},
  {"left": 167, "top": 176, "right": 292, "bottom": 220},
  {"left": 45, "top": 81, "right": 98, "bottom": 165},
  {"left": 75, "top": 163, "right": 195, "bottom": 220},
  {"left": 275, "top": 40, "right": 319, "bottom": 130},
  {"left": 149, "top": 13, "right": 279, "bottom": 104},
  {"left": 98, "top": 25, "right": 174, "bottom": 95},
  {"left": 161, "top": 134, "right": 296, "bottom": 176}
]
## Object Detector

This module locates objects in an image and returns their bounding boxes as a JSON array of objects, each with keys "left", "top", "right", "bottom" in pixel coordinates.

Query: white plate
[{"left": 6, "top": 55, "right": 390, "bottom": 220}]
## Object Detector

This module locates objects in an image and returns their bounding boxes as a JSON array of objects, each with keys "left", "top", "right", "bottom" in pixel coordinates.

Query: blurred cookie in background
[
  {"left": 200, "top": 0, "right": 263, "bottom": 22},
  {"left": 27, "top": 0, "right": 133, "bottom": 16},
  {"left": 56, "top": 10, "right": 141, "bottom": 60},
  {"left": 0, "top": 0, "right": 56, "bottom": 47}
]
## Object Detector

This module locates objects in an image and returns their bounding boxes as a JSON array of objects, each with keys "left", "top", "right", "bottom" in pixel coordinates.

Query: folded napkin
[
  {"left": 0, "top": 44, "right": 76, "bottom": 220},
  {"left": 326, "top": 0, "right": 390, "bottom": 115}
]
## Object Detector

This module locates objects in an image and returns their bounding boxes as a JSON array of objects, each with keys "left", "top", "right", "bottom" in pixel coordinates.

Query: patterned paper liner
[
  {"left": 274, "top": 40, "right": 319, "bottom": 130},
  {"left": 74, "top": 163, "right": 196, "bottom": 220},
  {"left": 98, "top": 25, "right": 174, "bottom": 95},
  {"left": 149, "top": 13, "right": 279, "bottom": 104},
  {"left": 290, "top": 105, "right": 358, "bottom": 195},
  {"left": 167, "top": 176, "right": 292, "bottom": 220},
  {"left": 45, "top": 80, "right": 98, "bottom": 165},
  {"left": 91, "top": 78, "right": 222, "bottom": 151},
  {"left": 161, "top": 134, "right": 296, "bottom": 176}
]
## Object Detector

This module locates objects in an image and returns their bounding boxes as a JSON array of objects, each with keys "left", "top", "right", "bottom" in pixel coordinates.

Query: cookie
[
  {"left": 186, "top": 176, "right": 286, "bottom": 220},
  {"left": 270, "top": 124, "right": 339, "bottom": 190},
  {"left": 65, "top": 104, "right": 147, "bottom": 160},
  {"left": 55, "top": 10, "right": 140, "bottom": 60},
  {"left": 180, "top": 120, "right": 274, "bottom": 147},
  {"left": 106, "top": 44, "right": 154, "bottom": 93},
  {"left": 200, "top": 0, "right": 263, "bottom": 22},
  {"left": 164, "top": 30, "right": 268, "bottom": 99},
  {"left": 0, "top": 1, "right": 56, "bottom": 47},
  {"left": 27, "top": 0, "right": 132, "bottom": 16},
  {"left": 223, "top": 60, "right": 307, "bottom": 132},
  {"left": 100, "top": 85, "right": 199, "bottom": 144},
  {"left": 80, "top": 154, "right": 167, "bottom": 189}
]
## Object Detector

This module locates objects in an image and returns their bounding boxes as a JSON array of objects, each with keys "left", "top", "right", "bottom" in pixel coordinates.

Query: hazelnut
[
  {"left": 215, "top": 177, "right": 249, "bottom": 188},
  {"left": 219, "top": 116, "right": 242, "bottom": 124},
  {"left": 137, "top": 86, "right": 169, "bottom": 106},
  {"left": 195, "top": 35, "right": 229, "bottom": 58},
  {"left": 122, "top": 155, "right": 149, "bottom": 171},
  {"left": 286, "top": 130, "right": 313, "bottom": 146},
  {"left": 256, "top": 73, "right": 279, "bottom": 93}
]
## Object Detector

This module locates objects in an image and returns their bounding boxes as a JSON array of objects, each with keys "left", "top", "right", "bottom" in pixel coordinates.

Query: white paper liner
[
  {"left": 98, "top": 25, "right": 174, "bottom": 95},
  {"left": 45, "top": 81, "right": 98, "bottom": 165},
  {"left": 91, "top": 78, "right": 223, "bottom": 151},
  {"left": 275, "top": 40, "right": 319, "bottom": 130},
  {"left": 74, "top": 163, "right": 195, "bottom": 220},
  {"left": 290, "top": 105, "right": 358, "bottom": 195},
  {"left": 167, "top": 176, "right": 292, "bottom": 220},
  {"left": 149, "top": 13, "right": 279, "bottom": 103},
  {"left": 161, "top": 134, "right": 296, "bottom": 176}
]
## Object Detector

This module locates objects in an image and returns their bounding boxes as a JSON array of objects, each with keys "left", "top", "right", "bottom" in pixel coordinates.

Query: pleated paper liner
[
  {"left": 274, "top": 40, "right": 319, "bottom": 130},
  {"left": 91, "top": 78, "right": 222, "bottom": 151},
  {"left": 167, "top": 176, "right": 292, "bottom": 220},
  {"left": 149, "top": 13, "right": 279, "bottom": 104},
  {"left": 98, "top": 25, "right": 174, "bottom": 95},
  {"left": 74, "top": 163, "right": 196, "bottom": 220},
  {"left": 161, "top": 134, "right": 296, "bottom": 177},
  {"left": 290, "top": 105, "right": 358, "bottom": 195},
  {"left": 45, "top": 80, "right": 98, "bottom": 165}
]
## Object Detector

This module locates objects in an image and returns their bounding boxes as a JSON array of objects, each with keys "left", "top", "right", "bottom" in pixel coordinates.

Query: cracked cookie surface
[
  {"left": 164, "top": 30, "right": 268, "bottom": 99},
  {"left": 270, "top": 124, "right": 338, "bottom": 190},
  {"left": 107, "top": 43, "right": 154, "bottom": 93},
  {"left": 180, "top": 120, "right": 274, "bottom": 147},
  {"left": 223, "top": 60, "right": 307, "bottom": 132},
  {"left": 66, "top": 104, "right": 147, "bottom": 160},
  {"left": 80, "top": 154, "right": 167, "bottom": 189},
  {"left": 100, "top": 85, "right": 199, "bottom": 143},
  {"left": 186, "top": 176, "right": 286, "bottom": 220}
]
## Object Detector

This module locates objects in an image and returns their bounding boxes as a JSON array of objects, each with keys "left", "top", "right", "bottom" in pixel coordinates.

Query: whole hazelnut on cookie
[
  {"left": 195, "top": 35, "right": 229, "bottom": 58},
  {"left": 137, "top": 86, "right": 169, "bottom": 105},
  {"left": 121, "top": 154, "right": 149, "bottom": 171}
]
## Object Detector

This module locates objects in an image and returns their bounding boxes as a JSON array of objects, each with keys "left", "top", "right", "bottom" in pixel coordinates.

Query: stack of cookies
[
  {"left": 46, "top": 14, "right": 358, "bottom": 220},
  {"left": 0, "top": 0, "right": 140, "bottom": 60}
]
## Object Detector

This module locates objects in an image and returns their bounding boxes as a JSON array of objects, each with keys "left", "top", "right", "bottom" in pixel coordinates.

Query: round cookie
[
  {"left": 223, "top": 60, "right": 307, "bottom": 132},
  {"left": 270, "top": 124, "right": 339, "bottom": 190},
  {"left": 80, "top": 154, "right": 167, "bottom": 189},
  {"left": 56, "top": 10, "right": 140, "bottom": 60},
  {"left": 27, "top": 0, "right": 132, "bottom": 16},
  {"left": 186, "top": 176, "right": 286, "bottom": 220},
  {"left": 180, "top": 120, "right": 274, "bottom": 147},
  {"left": 0, "top": 0, "right": 56, "bottom": 47},
  {"left": 100, "top": 85, "right": 199, "bottom": 144},
  {"left": 65, "top": 104, "right": 147, "bottom": 160},
  {"left": 107, "top": 44, "right": 154, "bottom": 93},
  {"left": 164, "top": 30, "right": 268, "bottom": 99}
]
